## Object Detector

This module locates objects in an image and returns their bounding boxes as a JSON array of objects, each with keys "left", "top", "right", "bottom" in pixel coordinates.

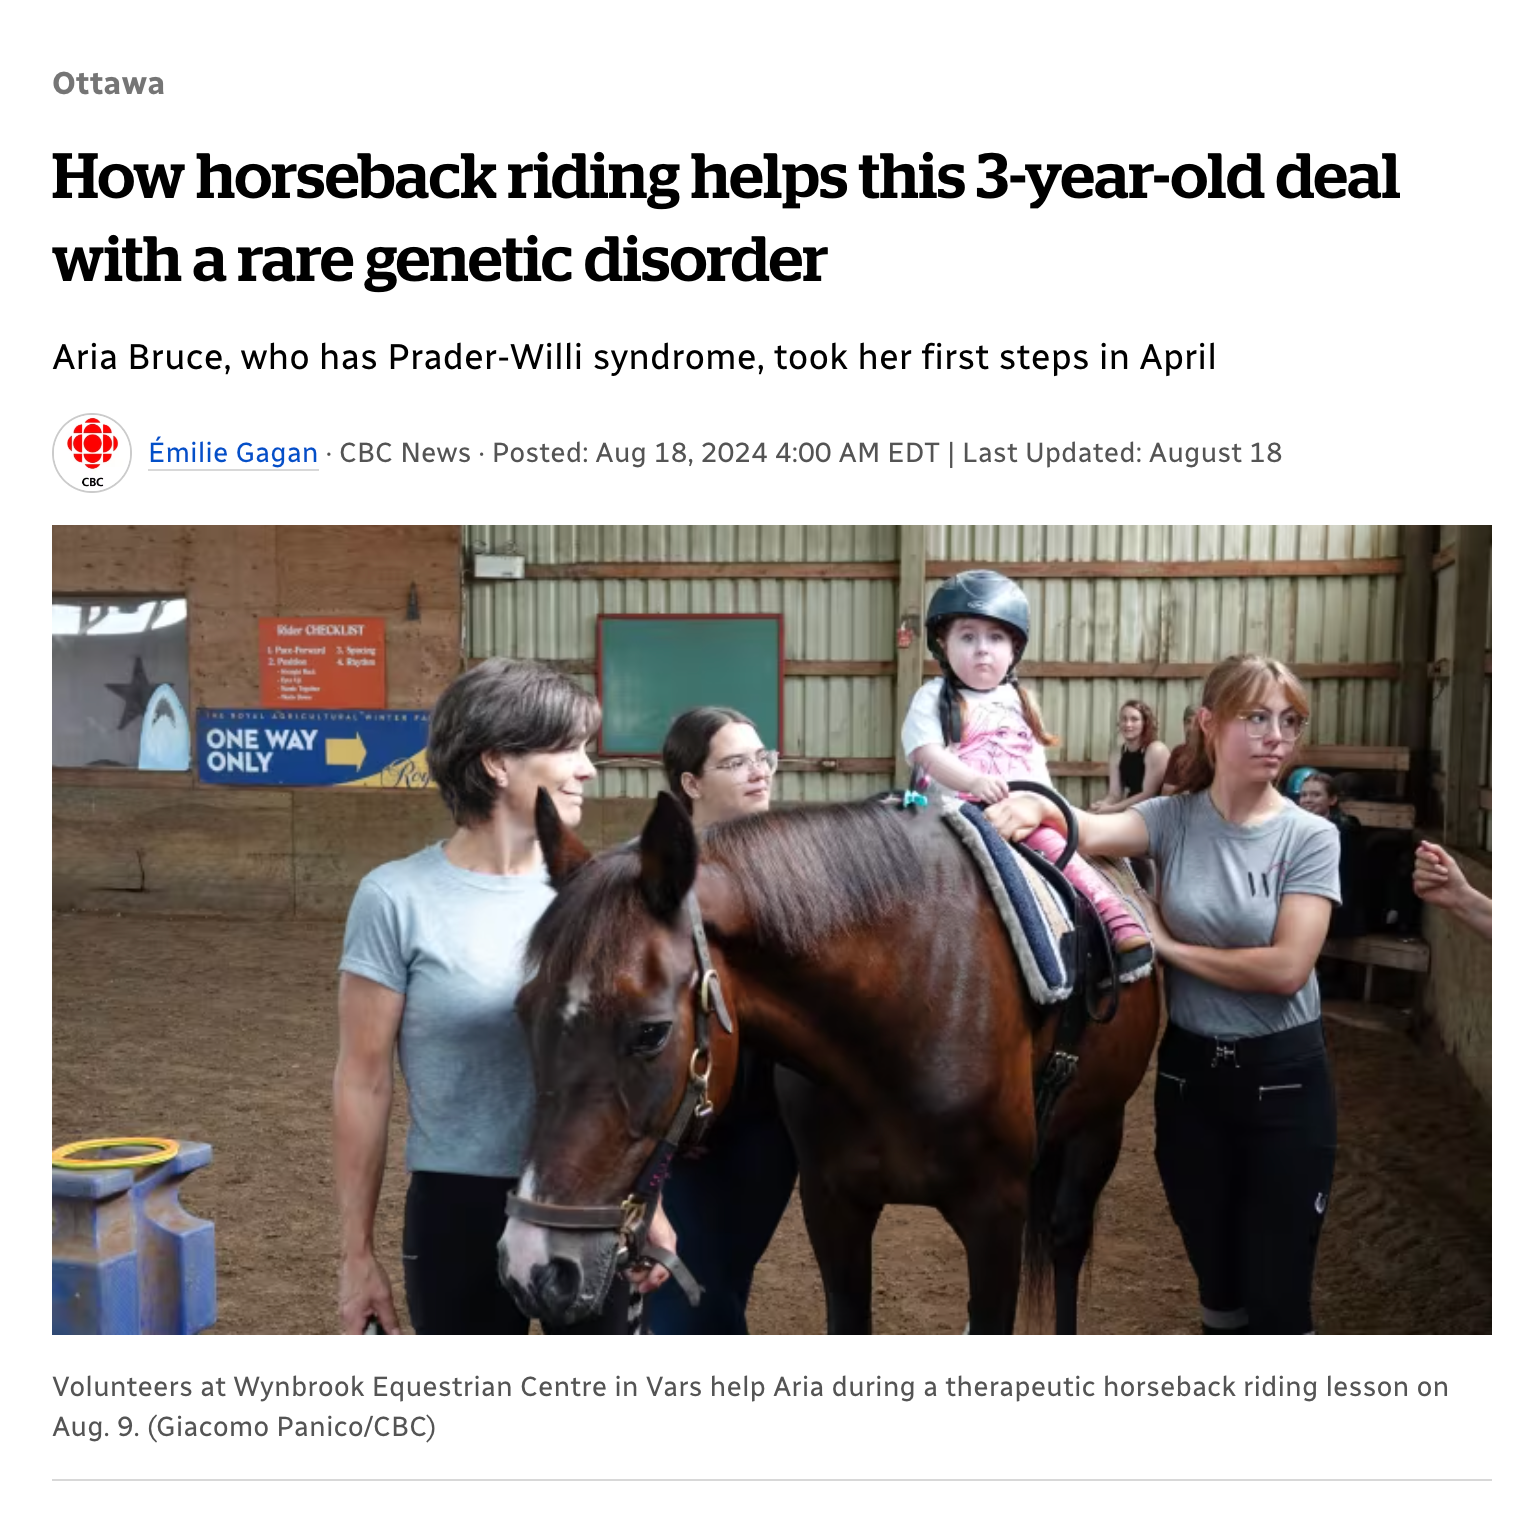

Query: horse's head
[{"left": 498, "top": 788, "right": 734, "bottom": 1327}]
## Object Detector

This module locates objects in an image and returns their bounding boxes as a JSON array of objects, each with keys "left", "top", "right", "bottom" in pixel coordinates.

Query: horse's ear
[
  {"left": 637, "top": 790, "right": 698, "bottom": 921},
  {"left": 535, "top": 787, "right": 592, "bottom": 890}
]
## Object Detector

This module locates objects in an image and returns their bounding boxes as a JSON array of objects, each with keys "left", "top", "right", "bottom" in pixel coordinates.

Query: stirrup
[{"left": 1097, "top": 941, "right": 1155, "bottom": 988}]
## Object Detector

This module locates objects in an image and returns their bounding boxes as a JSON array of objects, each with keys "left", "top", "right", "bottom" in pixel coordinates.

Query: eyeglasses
[
  {"left": 708, "top": 750, "right": 780, "bottom": 779},
  {"left": 1239, "top": 710, "right": 1308, "bottom": 742}
]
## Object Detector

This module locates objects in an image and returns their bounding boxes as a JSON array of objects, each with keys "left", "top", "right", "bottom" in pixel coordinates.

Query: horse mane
[
  {"left": 700, "top": 801, "right": 926, "bottom": 955},
  {"left": 527, "top": 801, "right": 929, "bottom": 980}
]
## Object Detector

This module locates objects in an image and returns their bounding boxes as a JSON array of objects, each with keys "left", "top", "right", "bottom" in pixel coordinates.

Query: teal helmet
[
  {"left": 925, "top": 570, "right": 1031, "bottom": 666},
  {"left": 1285, "top": 765, "right": 1319, "bottom": 800}
]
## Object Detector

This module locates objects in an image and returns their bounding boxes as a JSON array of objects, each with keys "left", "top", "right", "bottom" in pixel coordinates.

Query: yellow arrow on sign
[{"left": 326, "top": 734, "right": 367, "bottom": 770}]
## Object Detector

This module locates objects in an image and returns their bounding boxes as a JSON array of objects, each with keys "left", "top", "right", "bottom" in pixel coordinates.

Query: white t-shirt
[{"left": 902, "top": 678, "right": 1053, "bottom": 791}]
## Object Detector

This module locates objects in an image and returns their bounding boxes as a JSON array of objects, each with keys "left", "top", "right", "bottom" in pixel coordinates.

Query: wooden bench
[
  {"left": 1303, "top": 746, "right": 1410, "bottom": 773},
  {"left": 1321, "top": 932, "right": 1430, "bottom": 1007},
  {"left": 1339, "top": 799, "right": 1415, "bottom": 829}
]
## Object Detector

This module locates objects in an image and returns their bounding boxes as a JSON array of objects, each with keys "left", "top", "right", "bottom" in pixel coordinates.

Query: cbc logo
[{"left": 54, "top": 414, "right": 131, "bottom": 491}]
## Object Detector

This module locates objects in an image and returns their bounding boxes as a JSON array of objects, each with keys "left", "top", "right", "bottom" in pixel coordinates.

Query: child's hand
[{"left": 969, "top": 774, "right": 1011, "bottom": 805}]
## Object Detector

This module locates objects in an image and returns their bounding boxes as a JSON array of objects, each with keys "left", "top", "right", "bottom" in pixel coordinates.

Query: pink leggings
[{"left": 1023, "top": 826, "right": 1145, "bottom": 945}]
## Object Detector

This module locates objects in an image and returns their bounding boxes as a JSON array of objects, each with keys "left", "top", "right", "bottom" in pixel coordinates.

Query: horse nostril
[{"left": 532, "top": 1257, "right": 583, "bottom": 1317}]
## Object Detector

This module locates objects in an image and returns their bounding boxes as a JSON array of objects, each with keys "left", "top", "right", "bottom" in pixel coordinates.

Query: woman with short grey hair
[{"left": 333, "top": 658, "right": 675, "bottom": 1334}]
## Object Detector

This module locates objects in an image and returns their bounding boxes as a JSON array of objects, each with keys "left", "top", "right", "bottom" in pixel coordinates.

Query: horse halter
[{"left": 503, "top": 890, "right": 734, "bottom": 1311}]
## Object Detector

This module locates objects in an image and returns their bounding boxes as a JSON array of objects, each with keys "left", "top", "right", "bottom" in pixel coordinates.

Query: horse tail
[{"left": 1020, "top": 1139, "right": 1065, "bottom": 1317}]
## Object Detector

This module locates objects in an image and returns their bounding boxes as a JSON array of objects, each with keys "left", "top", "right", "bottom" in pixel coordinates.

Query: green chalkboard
[{"left": 597, "top": 615, "right": 783, "bottom": 756}]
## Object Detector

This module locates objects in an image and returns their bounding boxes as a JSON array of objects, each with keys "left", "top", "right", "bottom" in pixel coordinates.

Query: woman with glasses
[
  {"left": 648, "top": 707, "right": 798, "bottom": 1334},
  {"left": 982, "top": 655, "right": 1341, "bottom": 1334}
]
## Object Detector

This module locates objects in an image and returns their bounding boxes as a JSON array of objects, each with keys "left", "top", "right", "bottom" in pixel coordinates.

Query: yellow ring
[{"left": 52, "top": 1136, "right": 180, "bottom": 1170}]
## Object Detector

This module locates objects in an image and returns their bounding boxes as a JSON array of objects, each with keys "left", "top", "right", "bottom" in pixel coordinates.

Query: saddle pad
[
  {"left": 944, "top": 801, "right": 1156, "bottom": 1004},
  {"left": 945, "top": 801, "right": 1077, "bottom": 1006}
]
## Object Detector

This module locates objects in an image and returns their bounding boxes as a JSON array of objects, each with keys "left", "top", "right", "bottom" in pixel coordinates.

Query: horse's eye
[{"left": 630, "top": 1021, "right": 672, "bottom": 1058}]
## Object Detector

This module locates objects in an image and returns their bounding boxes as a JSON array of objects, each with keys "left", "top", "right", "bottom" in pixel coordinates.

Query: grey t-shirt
[
  {"left": 1133, "top": 791, "right": 1341, "bottom": 1039},
  {"left": 339, "top": 843, "right": 554, "bottom": 1178}
]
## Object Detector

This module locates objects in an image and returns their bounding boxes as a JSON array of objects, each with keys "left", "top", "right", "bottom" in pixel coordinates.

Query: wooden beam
[
  {"left": 893, "top": 527, "right": 928, "bottom": 781},
  {"left": 927, "top": 558, "right": 1403, "bottom": 580},
  {"left": 924, "top": 659, "right": 1400, "bottom": 681},
  {"left": 504, "top": 655, "right": 1400, "bottom": 684},
  {"left": 595, "top": 755, "right": 893, "bottom": 775},
  {"left": 791, "top": 660, "right": 897, "bottom": 678},
  {"left": 591, "top": 749, "right": 1421, "bottom": 782},
  {"left": 1322, "top": 934, "right": 1431, "bottom": 974},
  {"left": 522, "top": 561, "right": 899, "bottom": 581},
  {"left": 515, "top": 557, "right": 1404, "bottom": 584},
  {"left": 483, "top": 657, "right": 902, "bottom": 679},
  {"left": 1342, "top": 800, "right": 1416, "bottom": 829},
  {"left": 1399, "top": 525, "right": 1435, "bottom": 820},
  {"left": 1303, "top": 745, "right": 1411, "bottom": 771},
  {"left": 1445, "top": 527, "right": 1491, "bottom": 850},
  {"left": 51, "top": 767, "right": 195, "bottom": 790}
]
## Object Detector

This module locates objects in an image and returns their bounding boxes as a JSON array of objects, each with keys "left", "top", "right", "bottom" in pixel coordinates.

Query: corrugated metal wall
[
  {"left": 924, "top": 525, "right": 1401, "bottom": 804},
  {"left": 466, "top": 524, "right": 1405, "bottom": 810},
  {"left": 465, "top": 526, "right": 898, "bottom": 802}
]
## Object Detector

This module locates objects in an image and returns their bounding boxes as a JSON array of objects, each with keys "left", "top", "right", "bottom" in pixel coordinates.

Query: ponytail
[
  {"left": 1009, "top": 674, "right": 1060, "bottom": 748},
  {"left": 938, "top": 674, "right": 965, "bottom": 745}
]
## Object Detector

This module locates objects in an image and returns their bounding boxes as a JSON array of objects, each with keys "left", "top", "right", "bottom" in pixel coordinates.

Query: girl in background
[{"left": 1093, "top": 700, "right": 1171, "bottom": 812}]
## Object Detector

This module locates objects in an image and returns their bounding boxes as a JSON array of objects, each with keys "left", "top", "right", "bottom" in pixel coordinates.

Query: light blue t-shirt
[
  {"left": 1133, "top": 791, "right": 1342, "bottom": 1040},
  {"left": 339, "top": 844, "right": 554, "bottom": 1178}
]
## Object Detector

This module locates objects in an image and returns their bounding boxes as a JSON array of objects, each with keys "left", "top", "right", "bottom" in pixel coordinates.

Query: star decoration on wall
[{"left": 105, "top": 656, "right": 156, "bottom": 729}]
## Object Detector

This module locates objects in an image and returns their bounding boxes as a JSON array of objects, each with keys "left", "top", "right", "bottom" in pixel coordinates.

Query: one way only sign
[{"left": 196, "top": 709, "right": 432, "bottom": 788}]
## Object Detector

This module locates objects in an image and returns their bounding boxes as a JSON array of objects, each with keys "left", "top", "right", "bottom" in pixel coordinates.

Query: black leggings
[
  {"left": 1154, "top": 1021, "right": 1337, "bottom": 1335},
  {"left": 403, "top": 1172, "right": 640, "bottom": 1336}
]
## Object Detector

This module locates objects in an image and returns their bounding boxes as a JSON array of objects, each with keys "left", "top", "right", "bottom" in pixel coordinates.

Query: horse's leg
[
  {"left": 1048, "top": 1110, "right": 1126, "bottom": 1336},
  {"left": 943, "top": 1189, "right": 1028, "bottom": 1335},
  {"left": 797, "top": 1163, "right": 881, "bottom": 1335},
  {"left": 775, "top": 1069, "right": 881, "bottom": 1335}
]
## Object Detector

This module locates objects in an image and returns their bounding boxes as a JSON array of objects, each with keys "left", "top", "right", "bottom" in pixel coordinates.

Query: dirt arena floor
[{"left": 53, "top": 914, "right": 1491, "bottom": 1335}]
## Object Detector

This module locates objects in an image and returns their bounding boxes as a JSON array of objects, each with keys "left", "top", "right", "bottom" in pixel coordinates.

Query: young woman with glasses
[
  {"left": 648, "top": 707, "right": 798, "bottom": 1334},
  {"left": 982, "top": 655, "right": 1341, "bottom": 1334}
]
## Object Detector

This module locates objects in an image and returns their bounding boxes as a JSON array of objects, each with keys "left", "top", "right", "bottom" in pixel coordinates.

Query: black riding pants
[
  {"left": 648, "top": 1055, "right": 800, "bottom": 1335},
  {"left": 403, "top": 1172, "right": 640, "bottom": 1336},
  {"left": 1154, "top": 1021, "right": 1337, "bottom": 1335}
]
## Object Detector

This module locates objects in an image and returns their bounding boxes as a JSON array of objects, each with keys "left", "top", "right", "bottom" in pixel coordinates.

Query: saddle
[{"left": 942, "top": 799, "right": 1155, "bottom": 1003}]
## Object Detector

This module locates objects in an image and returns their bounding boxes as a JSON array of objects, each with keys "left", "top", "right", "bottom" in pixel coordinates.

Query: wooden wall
[
  {"left": 53, "top": 526, "right": 464, "bottom": 919},
  {"left": 1421, "top": 847, "right": 1493, "bottom": 1103}
]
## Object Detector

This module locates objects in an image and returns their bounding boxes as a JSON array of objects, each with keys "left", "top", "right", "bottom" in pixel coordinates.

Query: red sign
[{"left": 259, "top": 617, "right": 387, "bottom": 708}]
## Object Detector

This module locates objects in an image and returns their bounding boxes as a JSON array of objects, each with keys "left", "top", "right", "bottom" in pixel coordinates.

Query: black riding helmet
[{"left": 925, "top": 569, "right": 1032, "bottom": 671}]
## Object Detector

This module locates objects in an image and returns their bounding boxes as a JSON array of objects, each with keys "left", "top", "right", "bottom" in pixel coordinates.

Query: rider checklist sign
[{"left": 258, "top": 617, "right": 387, "bottom": 708}]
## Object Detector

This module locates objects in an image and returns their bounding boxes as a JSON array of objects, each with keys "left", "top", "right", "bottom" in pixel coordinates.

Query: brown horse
[{"left": 499, "top": 789, "right": 1159, "bottom": 1334}]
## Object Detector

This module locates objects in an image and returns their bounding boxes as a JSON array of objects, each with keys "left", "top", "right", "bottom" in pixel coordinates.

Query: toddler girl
[{"left": 902, "top": 569, "right": 1150, "bottom": 957}]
